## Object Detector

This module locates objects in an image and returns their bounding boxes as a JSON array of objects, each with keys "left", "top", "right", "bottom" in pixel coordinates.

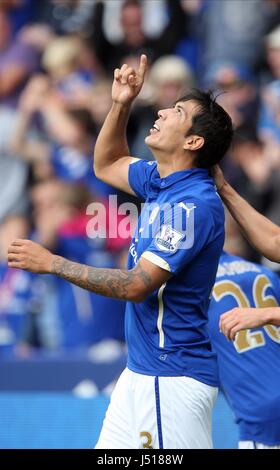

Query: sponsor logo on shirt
[
  {"left": 155, "top": 225, "right": 184, "bottom": 253},
  {"left": 178, "top": 202, "right": 196, "bottom": 218}
]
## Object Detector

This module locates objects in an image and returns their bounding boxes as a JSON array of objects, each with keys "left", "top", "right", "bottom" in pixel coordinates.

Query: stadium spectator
[
  {"left": 258, "top": 26, "right": 280, "bottom": 145},
  {"left": 0, "top": 8, "right": 40, "bottom": 107},
  {"left": 204, "top": 62, "right": 258, "bottom": 133},
  {"left": 1, "top": 0, "right": 37, "bottom": 37},
  {"left": 88, "top": 0, "right": 188, "bottom": 74},
  {"left": 41, "top": 35, "right": 105, "bottom": 107},
  {"left": 33, "top": 0, "right": 96, "bottom": 35},
  {"left": 9, "top": 75, "right": 113, "bottom": 198},
  {"left": 0, "top": 8, "right": 40, "bottom": 224},
  {"left": 212, "top": 164, "right": 280, "bottom": 264},
  {"left": 222, "top": 132, "right": 275, "bottom": 262},
  {"left": 30, "top": 178, "right": 127, "bottom": 349},
  {"left": 0, "top": 216, "right": 34, "bottom": 356},
  {"left": 200, "top": 0, "right": 280, "bottom": 76}
]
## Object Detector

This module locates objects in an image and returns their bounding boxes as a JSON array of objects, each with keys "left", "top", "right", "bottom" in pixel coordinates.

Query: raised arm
[
  {"left": 93, "top": 54, "right": 148, "bottom": 196},
  {"left": 212, "top": 165, "right": 280, "bottom": 262}
]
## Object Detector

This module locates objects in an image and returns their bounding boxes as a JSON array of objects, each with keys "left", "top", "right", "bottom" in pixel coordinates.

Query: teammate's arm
[
  {"left": 7, "top": 239, "right": 172, "bottom": 302},
  {"left": 93, "top": 54, "right": 148, "bottom": 195},
  {"left": 212, "top": 165, "right": 280, "bottom": 262},
  {"left": 219, "top": 307, "right": 280, "bottom": 340}
]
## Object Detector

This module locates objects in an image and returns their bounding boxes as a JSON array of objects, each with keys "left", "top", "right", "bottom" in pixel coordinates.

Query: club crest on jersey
[{"left": 155, "top": 225, "right": 184, "bottom": 252}]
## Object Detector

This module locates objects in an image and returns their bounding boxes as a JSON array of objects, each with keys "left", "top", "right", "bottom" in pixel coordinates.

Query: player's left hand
[
  {"left": 219, "top": 307, "right": 265, "bottom": 341},
  {"left": 7, "top": 239, "right": 54, "bottom": 274}
]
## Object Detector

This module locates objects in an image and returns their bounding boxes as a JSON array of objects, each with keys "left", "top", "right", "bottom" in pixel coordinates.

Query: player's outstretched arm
[
  {"left": 7, "top": 239, "right": 171, "bottom": 302},
  {"left": 219, "top": 307, "right": 280, "bottom": 341},
  {"left": 94, "top": 54, "right": 148, "bottom": 195},
  {"left": 212, "top": 165, "right": 280, "bottom": 263}
]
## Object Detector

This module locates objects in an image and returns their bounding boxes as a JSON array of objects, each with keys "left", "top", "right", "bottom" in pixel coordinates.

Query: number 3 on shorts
[{"left": 140, "top": 431, "right": 153, "bottom": 448}]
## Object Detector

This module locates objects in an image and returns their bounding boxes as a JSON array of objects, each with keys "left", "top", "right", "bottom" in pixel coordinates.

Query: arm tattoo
[{"left": 51, "top": 256, "right": 152, "bottom": 301}]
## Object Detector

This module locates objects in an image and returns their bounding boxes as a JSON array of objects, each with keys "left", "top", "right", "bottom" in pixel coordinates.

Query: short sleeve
[
  {"left": 141, "top": 200, "right": 216, "bottom": 274},
  {"left": 128, "top": 158, "right": 157, "bottom": 200}
]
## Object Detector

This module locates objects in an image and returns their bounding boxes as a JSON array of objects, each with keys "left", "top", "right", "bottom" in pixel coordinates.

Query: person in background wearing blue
[
  {"left": 0, "top": 215, "right": 39, "bottom": 356},
  {"left": 9, "top": 75, "right": 114, "bottom": 200},
  {"left": 208, "top": 249, "right": 280, "bottom": 449},
  {"left": 30, "top": 178, "right": 127, "bottom": 350},
  {"left": 7, "top": 55, "right": 233, "bottom": 449}
]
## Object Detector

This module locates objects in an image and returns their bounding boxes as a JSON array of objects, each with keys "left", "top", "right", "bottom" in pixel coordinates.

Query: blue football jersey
[
  {"left": 208, "top": 251, "right": 280, "bottom": 444},
  {"left": 126, "top": 159, "right": 225, "bottom": 386}
]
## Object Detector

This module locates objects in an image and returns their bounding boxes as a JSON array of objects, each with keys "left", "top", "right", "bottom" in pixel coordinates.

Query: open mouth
[{"left": 149, "top": 123, "right": 160, "bottom": 134}]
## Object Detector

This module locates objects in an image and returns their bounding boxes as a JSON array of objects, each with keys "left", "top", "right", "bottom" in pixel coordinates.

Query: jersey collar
[{"left": 151, "top": 167, "right": 211, "bottom": 190}]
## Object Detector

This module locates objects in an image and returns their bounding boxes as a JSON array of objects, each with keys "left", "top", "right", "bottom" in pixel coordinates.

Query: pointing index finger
[{"left": 138, "top": 54, "right": 148, "bottom": 81}]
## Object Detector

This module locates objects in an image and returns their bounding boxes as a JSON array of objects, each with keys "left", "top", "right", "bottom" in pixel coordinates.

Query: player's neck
[{"left": 156, "top": 157, "right": 195, "bottom": 178}]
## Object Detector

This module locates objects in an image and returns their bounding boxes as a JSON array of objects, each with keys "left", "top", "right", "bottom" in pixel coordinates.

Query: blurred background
[{"left": 1, "top": 0, "right": 280, "bottom": 449}]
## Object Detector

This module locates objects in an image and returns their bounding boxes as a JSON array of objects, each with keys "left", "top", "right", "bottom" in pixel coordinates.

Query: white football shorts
[{"left": 95, "top": 367, "right": 218, "bottom": 449}]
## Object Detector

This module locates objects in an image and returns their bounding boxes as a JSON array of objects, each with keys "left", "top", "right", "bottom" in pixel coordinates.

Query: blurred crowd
[{"left": 1, "top": 0, "right": 280, "bottom": 357}]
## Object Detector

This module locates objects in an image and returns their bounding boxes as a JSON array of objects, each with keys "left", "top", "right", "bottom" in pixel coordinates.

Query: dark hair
[
  {"left": 122, "top": 0, "right": 141, "bottom": 10},
  {"left": 176, "top": 89, "right": 233, "bottom": 168}
]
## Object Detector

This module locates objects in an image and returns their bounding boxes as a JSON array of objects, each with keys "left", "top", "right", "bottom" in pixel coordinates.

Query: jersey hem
[
  {"left": 127, "top": 364, "right": 219, "bottom": 387},
  {"left": 239, "top": 435, "right": 280, "bottom": 446}
]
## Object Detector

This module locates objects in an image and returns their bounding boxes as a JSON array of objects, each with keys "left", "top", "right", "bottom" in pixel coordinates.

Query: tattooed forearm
[{"left": 51, "top": 256, "right": 152, "bottom": 301}]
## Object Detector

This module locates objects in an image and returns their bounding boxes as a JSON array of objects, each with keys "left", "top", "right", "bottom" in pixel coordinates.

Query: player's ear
[{"left": 183, "top": 135, "right": 204, "bottom": 151}]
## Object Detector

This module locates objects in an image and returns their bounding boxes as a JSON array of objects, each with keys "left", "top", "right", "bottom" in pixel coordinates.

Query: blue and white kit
[{"left": 96, "top": 158, "right": 225, "bottom": 449}]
